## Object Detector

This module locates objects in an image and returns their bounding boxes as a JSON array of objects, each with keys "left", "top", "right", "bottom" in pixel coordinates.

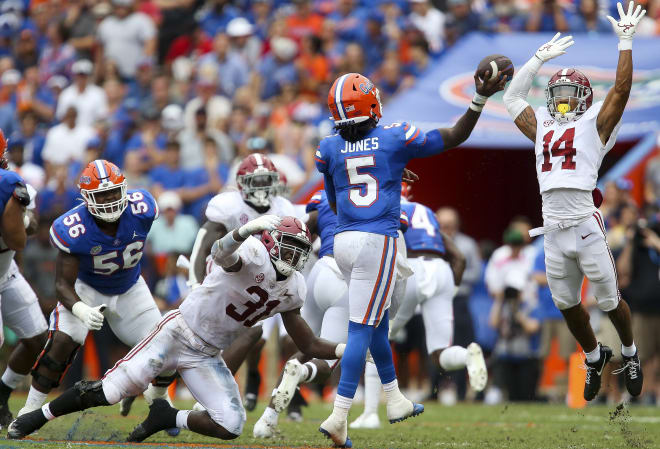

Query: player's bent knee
[
  {"left": 32, "top": 331, "right": 81, "bottom": 391},
  {"left": 597, "top": 296, "right": 619, "bottom": 313},
  {"left": 207, "top": 407, "right": 246, "bottom": 438}
]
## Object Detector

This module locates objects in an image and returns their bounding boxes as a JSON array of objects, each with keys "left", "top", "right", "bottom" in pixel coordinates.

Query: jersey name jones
[{"left": 341, "top": 137, "right": 379, "bottom": 153}]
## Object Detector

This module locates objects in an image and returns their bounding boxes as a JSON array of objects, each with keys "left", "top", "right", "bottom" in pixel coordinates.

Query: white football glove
[
  {"left": 534, "top": 32, "right": 574, "bottom": 63},
  {"left": 238, "top": 214, "right": 282, "bottom": 239},
  {"left": 335, "top": 343, "right": 346, "bottom": 359},
  {"left": 72, "top": 302, "right": 106, "bottom": 331},
  {"left": 607, "top": 1, "right": 646, "bottom": 50}
]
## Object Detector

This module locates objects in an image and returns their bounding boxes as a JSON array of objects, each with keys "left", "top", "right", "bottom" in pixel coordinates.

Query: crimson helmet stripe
[
  {"left": 94, "top": 160, "right": 108, "bottom": 179},
  {"left": 334, "top": 74, "right": 350, "bottom": 120}
]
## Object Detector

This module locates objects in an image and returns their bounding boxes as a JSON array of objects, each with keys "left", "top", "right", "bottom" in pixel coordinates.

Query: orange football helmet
[
  {"left": 328, "top": 73, "right": 383, "bottom": 126},
  {"left": 78, "top": 160, "right": 127, "bottom": 222}
]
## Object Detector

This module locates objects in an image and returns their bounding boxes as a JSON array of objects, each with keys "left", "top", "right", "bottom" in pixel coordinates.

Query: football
[{"left": 477, "top": 54, "right": 515, "bottom": 82}]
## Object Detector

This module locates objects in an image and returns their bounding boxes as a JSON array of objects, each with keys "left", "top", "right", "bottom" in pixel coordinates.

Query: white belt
[{"left": 529, "top": 216, "right": 592, "bottom": 237}]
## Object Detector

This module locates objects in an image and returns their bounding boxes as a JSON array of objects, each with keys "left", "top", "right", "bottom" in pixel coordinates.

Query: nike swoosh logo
[
  {"left": 596, "top": 358, "right": 607, "bottom": 376},
  {"left": 581, "top": 233, "right": 594, "bottom": 240}
]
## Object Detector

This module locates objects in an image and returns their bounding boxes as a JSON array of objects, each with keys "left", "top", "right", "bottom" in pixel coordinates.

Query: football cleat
[
  {"left": 127, "top": 399, "right": 177, "bottom": 442},
  {"left": 387, "top": 395, "right": 424, "bottom": 424},
  {"left": 7, "top": 409, "right": 48, "bottom": 439},
  {"left": 273, "top": 359, "right": 306, "bottom": 413},
  {"left": 584, "top": 345, "right": 613, "bottom": 401},
  {"left": 319, "top": 413, "right": 352, "bottom": 448},
  {"left": 349, "top": 412, "right": 381, "bottom": 429},
  {"left": 253, "top": 416, "right": 278, "bottom": 438},
  {"left": 143, "top": 386, "right": 179, "bottom": 436},
  {"left": 119, "top": 396, "right": 136, "bottom": 417},
  {"left": 243, "top": 393, "right": 258, "bottom": 412},
  {"left": 466, "top": 343, "right": 488, "bottom": 392},
  {"left": 613, "top": 351, "right": 643, "bottom": 397},
  {"left": 0, "top": 401, "right": 14, "bottom": 427}
]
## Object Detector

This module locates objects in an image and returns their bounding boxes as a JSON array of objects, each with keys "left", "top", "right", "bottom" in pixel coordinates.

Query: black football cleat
[
  {"left": 243, "top": 393, "right": 258, "bottom": 412},
  {"left": 119, "top": 395, "right": 136, "bottom": 417},
  {"left": 614, "top": 351, "right": 643, "bottom": 397},
  {"left": 584, "top": 345, "right": 613, "bottom": 401},
  {"left": 7, "top": 410, "right": 48, "bottom": 439},
  {"left": 127, "top": 399, "right": 177, "bottom": 442},
  {"left": 0, "top": 401, "right": 13, "bottom": 427}
]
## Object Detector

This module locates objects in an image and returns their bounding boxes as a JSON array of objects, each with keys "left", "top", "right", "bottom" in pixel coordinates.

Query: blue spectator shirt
[
  {"left": 258, "top": 55, "right": 298, "bottom": 99},
  {"left": 533, "top": 247, "right": 562, "bottom": 320}
]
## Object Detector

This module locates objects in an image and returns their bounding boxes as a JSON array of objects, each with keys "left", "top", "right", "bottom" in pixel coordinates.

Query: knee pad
[
  {"left": 73, "top": 380, "right": 110, "bottom": 408},
  {"left": 31, "top": 331, "right": 80, "bottom": 390},
  {"left": 151, "top": 372, "right": 178, "bottom": 388},
  {"left": 207, "top": 399, "right": 246, "bottom": 436},
  {"left": 597, "top": 296, "right": 619, "bottom": 313}
]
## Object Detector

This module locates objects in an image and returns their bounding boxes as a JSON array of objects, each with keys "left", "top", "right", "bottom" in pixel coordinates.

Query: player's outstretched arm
[
  {"left": 189, "top": 221, "right": 228, "bottom": 286},
  {"left": 438, "top": 70, "right": 507, "bottom": 150},
  {"left": 211, "top": 215, "right": 281, "bottom": 271},
  {"left": 281, "top": 308, "right": 344, "bottom": 360},
  {"left": 503, "top": 32, "right": 574, "bottom": 142},
  {"left": 0, "top": 196, "right": 27, "bottom": 251},
  {"left": 597, "top": 1, "right": 646, "bottom": 144}
]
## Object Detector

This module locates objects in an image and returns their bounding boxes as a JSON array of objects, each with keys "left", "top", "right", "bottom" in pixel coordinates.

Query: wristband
[
  {"left": 470, "top": 93, "right": 488, "bottom": 112},
  {"left": 618, "top": 39, "right": 632, "bottom": 51}
]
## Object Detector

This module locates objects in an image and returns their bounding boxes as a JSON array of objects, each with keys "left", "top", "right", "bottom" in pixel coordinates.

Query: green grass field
[{"left": 0, "top": 397, "right": 658, "bottom": 449}]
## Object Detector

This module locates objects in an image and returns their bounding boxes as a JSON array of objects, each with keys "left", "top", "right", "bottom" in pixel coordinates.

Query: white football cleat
[
  {"left": 466, "top": 342, "right": 488, "bottom": 392},
  {"left": 386, "top": 394, "right": 424, "bottom": 424},
  {"left": 272, "top": 359, "right": 306, "bottom": 413},
  {"left": 319, "top": 413, "right": 351, "bottom": 448},
  {"left": 349, "top": 412, "right": 381, "bottom": 429},
  {"left": 253, "top": 416, "right": 278, "bottom": 438}
]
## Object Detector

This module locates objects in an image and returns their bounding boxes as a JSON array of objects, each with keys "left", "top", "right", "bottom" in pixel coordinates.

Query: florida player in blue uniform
[
  {"left": 316, "top": 71, "right": 505, "bottom": 446},
  {"left": 352, "top": 188, "right": 488, "bottom": 428},
  {"left": 254, "top": 189, "right": 412, "bottom": 438},
  {"left": 18, "top": 160, "right": 176, "bottom": 427}
]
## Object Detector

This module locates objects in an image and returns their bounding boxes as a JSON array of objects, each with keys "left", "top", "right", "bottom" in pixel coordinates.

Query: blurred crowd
[{"left": 0, "top": 0, "right": 659, "bottom": 401}]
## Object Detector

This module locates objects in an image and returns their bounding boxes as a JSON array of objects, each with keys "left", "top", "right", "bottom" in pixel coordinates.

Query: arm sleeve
[
  {"left": 502, "top": 56, "right": 543, "bottom": 120},
  {"left": 399, "top": 123, "right": 444, "bottom": 159},
  {"left": 323, "top": 173, "right": 336, "bottom": 207},
  {"left": 211, "top": 231, "right": 243, "bottom": 268},
  {"left": 314, "top": 145, "right": 328, "bottom": 174}
]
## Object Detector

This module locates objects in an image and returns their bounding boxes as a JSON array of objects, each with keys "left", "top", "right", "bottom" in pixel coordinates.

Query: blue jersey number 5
[{"left": 345, "top": 155, "right": 377, "bottom": 207}]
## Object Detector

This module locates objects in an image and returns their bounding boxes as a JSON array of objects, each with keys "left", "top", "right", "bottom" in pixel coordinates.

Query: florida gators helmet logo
[{"left": 328, "top": 73, "right": 383, "bottom": 126}]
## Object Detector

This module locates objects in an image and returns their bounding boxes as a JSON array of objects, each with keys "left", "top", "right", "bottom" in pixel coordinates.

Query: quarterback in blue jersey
[
  {"left": 316, "top": 71, "right": 506, "bottom": 446},
  {"left": 17, "top": 160, "right": 176, "bottom": 425}
]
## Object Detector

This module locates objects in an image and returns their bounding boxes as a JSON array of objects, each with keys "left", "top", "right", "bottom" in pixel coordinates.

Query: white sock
[
  {"left": 262, "top": 406, "right": 279, "bottom": 425},
  {"left": 302, "top": 362, "right": 317, "bottom": 383},
  {"left": 585, "top": 343, "right": 601, "bottom": 364},
  {"left": 332, "top": 394, "right": 352, "bottom": 420},
  {"left": 176, "top": 410, "right": 190, "bottom": 429},
  {"left": 621, "top": 342, "right": 637, "bottom": 358},
  {"left": 439, "top": 346, "right": 468, "bottom": 371},
  {"left": 1, "top": 367, "right": 26, "bottom": 389},
  {"left": 382, "top": 379, "right": 404, "bottom": 403},
  {"left": 364, "top": 361, "right": 380, "bottom": 415},
  {"left": 25, "top": 386, "right": 48, "bottom": 411},
  {"left": 42, "top": 403, "right": 55, "bottom": 420}
]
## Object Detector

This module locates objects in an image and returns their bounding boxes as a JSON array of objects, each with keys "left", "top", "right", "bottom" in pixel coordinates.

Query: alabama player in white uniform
[
  {"left": 502, "top": 1, "right": 645, "bottom": 401},
  {"left": 8, "top": 215, "right": 345, "bottom": 442},
  {"left": 188, "top": 154, "right": 296, "bottom": 410},
  {"left": 0, "top": 185, "right": 50, "bottom": 427}
]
